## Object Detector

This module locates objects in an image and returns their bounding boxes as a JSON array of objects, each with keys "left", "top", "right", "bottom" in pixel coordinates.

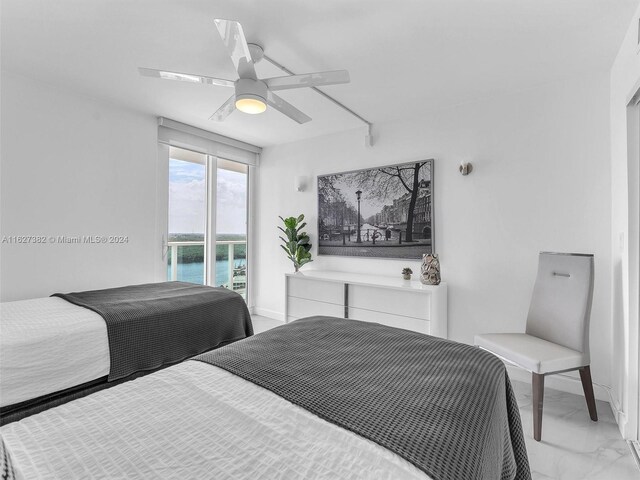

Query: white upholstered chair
[{"left": 475, "top": 252, "right": 597, "bottom": 441}]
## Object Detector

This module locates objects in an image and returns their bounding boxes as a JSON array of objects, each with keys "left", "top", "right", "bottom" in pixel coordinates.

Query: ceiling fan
[{"left": 139, "top": 19, "right": 350, "bottom": 124}]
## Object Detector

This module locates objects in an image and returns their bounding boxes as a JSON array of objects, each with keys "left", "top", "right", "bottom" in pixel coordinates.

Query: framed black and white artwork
[{"left": 317, "top": 159, "right": 434, "bottom": 259}]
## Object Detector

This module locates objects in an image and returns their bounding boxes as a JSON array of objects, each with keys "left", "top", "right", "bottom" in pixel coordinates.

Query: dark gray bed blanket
[
  {"left": 53, "top": 282, "right": 252, "bottom": 381},
  {"left": 195, "top": 316, "right": 530, "bottom": 480}
]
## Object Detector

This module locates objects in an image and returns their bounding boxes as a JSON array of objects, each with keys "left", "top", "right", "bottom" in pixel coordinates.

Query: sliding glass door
[
  {"left": 214, "top": 160, "right": 248, "bottom": 298},
  {"left": 166, "top": 147, "right": 249, "bottom": 298},
  {"left": 167, "top": 147, "right": 207, "bottom": 284}
]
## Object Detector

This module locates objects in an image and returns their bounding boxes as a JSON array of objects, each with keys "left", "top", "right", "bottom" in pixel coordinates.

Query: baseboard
[
  {"left": 251, "top": 307, "right": 285, "bottom": 322},
  {"left": 629, "top": 440, "right": 640, "bottom": 471},
  {"left": 610, "top": 394, "right": 629, "bottom": 438},
  {"left": 505, "top": 365, "right": 610, "bottom": 403}
]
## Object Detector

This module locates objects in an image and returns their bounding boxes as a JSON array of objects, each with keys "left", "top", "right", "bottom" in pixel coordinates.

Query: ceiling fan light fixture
[
  {"left": 235, "top": 94, "right": 267, "bottom": 114},
  {"left": 139, "top": 20, "right": 351, "bottom": 124}
]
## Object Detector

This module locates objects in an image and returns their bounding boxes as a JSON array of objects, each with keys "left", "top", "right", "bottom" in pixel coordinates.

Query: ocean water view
[
  {"left": 166, "top": 231, "right": 247, "bottom": 290},
  {"left": 167, "top": 259, "right": 246, "bottom": 287}
]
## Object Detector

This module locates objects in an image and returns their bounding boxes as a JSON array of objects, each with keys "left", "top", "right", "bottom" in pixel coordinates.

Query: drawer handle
[{"left": 553, "top": 272, "right": 571, "bottom": 278}]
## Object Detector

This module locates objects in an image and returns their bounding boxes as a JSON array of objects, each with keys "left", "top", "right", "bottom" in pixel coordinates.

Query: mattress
[
  {"left": 0, "top": 297, "right": 110, "bottom": 408},
  {"left": 0, "top": 360, "right": 430, "bottom": 480}
]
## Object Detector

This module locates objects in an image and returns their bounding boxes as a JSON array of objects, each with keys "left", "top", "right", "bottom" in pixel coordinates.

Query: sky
[
  {"left": 330, "top": 176, "right": 388, "bottom": 219},
  {"left": 168, "top": 159, "right": 247, "bottom": 235}
]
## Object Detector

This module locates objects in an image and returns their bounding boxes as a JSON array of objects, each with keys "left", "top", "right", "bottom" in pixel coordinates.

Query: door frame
[
  {"left": 625, "top": 85, "right": 640, "bottom": 442},
  {"left": 156, "top": 145, "right": 252, "bottom": 303}
]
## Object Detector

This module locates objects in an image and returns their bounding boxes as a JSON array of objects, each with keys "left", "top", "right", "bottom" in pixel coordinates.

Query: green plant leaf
[
  {"left": 296, "top": 245, "right": 312, "bottom": 261},
  {"left": 279, "top": 213, "right": 312, "bottom": 269}
]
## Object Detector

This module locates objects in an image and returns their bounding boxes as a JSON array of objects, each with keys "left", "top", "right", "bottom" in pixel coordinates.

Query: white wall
[
  {"left": 255, "top": 73, "right": 613, "bottom": 396},
  {"left": 0, "top": 62, "right": 620, "bottom": 409},
  {"left": 0, "top": 73, "right": 163, "bottom": 301},
  {"left": 610, "top": 4, "right": 640, "bottom": 440}
]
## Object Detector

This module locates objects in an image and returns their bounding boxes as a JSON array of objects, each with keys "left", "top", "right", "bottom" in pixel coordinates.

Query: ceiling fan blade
[
  {"left": 138, "top": 67, "right": 234, "bottom": 87},
  {"left": 209, "top": 95, "right": 236, "bottom": 121},
  {"left": 264, "top": 70, "right": 350, "bottom": 91},
  {"left": 267, "top": 91, "right": 311, "bottom": 124},
  {"left": 213, "top": 19, "right": 257, "bottom": 80}
]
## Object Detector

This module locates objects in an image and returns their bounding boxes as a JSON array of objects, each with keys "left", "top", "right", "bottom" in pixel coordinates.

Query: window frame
[{"left": 156, "top": 121, "right": 258, "bottom": 306}]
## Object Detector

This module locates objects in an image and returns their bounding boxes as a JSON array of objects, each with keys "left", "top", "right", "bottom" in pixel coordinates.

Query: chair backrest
[{"left": 525, "top": 252, "right": 594, "bottom": 355}]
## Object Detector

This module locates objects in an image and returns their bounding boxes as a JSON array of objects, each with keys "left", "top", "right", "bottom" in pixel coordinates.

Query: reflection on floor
[{"left": 250, "top": 315, "right": 640, "bottom": 480}]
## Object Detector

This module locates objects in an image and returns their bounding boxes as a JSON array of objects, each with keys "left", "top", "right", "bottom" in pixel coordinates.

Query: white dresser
[{"left": 284, "top": 270, "right": 448, "bottom": 338}]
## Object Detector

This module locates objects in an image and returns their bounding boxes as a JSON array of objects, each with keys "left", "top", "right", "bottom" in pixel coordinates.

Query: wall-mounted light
[
  {"left": 459, "top": 162, "right": 473, "bottom": 176},
  {"left": 364, "top": 125, "right": 374, "bottom": 147},
  {"left": 294, "top": 176, "right": 308, "bottom": 192}
]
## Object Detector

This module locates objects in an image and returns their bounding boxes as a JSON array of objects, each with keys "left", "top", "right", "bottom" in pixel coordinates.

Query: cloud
[
  {"left": 168, "top": 161, "right": 247, "bottom": 235},
  {"left": 216, "top": 169, "right": 247, "bottom": 234},
  {"left": 169, "top": 178, "right": 206, "bottom": 234}
]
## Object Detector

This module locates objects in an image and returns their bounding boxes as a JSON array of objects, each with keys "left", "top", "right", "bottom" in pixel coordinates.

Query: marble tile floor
[
  {"left": 511, "top": 380, "right": 639, "bottom": 480},
  {"left": 252, "top": 315, "right": 285, "bottom": 334},
  {"left": 251, "top": 315, "right": 640, "bottom": 479}
]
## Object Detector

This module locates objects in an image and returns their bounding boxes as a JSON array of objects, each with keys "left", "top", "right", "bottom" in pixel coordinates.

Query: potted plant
[
  {"left": 279, "top": 214, "right": 312, "bottom": 272},
  {"left": 402, "top": 267, "right": 413, "bottom": 280}
]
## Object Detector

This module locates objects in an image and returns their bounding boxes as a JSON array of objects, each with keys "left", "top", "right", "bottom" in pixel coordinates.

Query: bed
[
  {"left": 0, "top": 281, "right": 253, "bottom": 424},
  {"left": 0, "top": 317, "right": 531, "bottom": 480}
]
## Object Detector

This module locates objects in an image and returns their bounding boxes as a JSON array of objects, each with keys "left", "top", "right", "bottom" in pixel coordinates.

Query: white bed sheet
[
  {"left": 1, "top": 360, "right": 430, "bottom": 480},
  {"left": 0, "top": 297, "right": 110, "bottom": 407}
]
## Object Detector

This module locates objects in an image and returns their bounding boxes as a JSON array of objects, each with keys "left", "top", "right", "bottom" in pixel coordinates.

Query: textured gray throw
[
  {"left": 195, "top": 316, "right": 531, "bottom": 480},
  {"left": 54, "top": 282, "right": 253, "bottom": 381}
]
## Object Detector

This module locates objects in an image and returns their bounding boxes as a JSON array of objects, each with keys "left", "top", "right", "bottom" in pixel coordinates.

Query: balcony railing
[{"left": 167, "top": 240, "right": 246, "bottom": 297}]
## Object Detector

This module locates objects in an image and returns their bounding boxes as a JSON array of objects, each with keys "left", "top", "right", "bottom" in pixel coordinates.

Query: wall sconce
[
  {"left": 364, "top": 124, "right": 374, "bottom": 148},
  {"left": 294, "top": 176, "right": 308, "bottom": 192},
  {"left": 459, "top": 162, "right": 473, "bottom": 176}
]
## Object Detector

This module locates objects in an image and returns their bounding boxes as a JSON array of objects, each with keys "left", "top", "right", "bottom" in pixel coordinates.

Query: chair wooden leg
[
  {"left": 532, "top": 373, "right": 544, "bottom": 441},
  {"left": 579, "top": 366, "right": 598, "bottom": 421}
]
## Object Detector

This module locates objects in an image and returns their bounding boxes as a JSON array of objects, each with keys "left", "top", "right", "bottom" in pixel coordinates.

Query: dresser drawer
[
  {"left": 288, "top": 277, "right": 344, "bottom": 305},
  {"left": 287, "top": 296, "right": 345, "bottom": 320},
  {"left": 284, "top": 271, "right": 447, "bottom": 338},
  {"left": 349, "top": 284, "right": 430, "bottom": 321},
  {"left": 348, "top": 307, "right": 430, "bottom": 335}
]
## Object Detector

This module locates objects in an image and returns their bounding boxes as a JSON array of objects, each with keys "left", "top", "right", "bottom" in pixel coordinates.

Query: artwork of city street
[{"left": 317, "top": 160, "right": 434, "bottom": 259}]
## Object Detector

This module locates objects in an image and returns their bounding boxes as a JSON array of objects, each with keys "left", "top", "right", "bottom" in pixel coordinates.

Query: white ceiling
[{"left": 2, "top": 0, "right": 638, "bottom": 147}]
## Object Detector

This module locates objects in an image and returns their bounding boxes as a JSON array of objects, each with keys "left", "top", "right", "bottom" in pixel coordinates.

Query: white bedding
[
  {"left": 1, "top": 360, "right": 430, "bottom": 480},
  {"left": 0, "top": 297, "right": 110, "bottom": 407}
]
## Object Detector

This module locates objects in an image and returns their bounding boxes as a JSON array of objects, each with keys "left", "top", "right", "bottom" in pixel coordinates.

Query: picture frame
[{"left": 317, "top": 159, "right": 434, "bottom": 259}]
